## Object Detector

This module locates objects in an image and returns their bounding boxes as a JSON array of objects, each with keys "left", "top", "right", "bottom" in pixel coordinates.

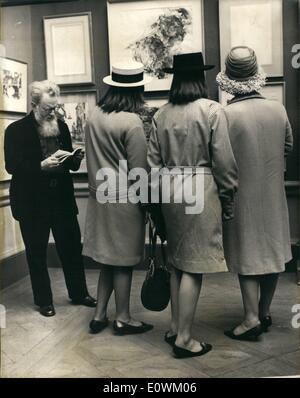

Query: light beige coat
[
  {"left": 147, "top": 99, "right": 238, "bottom": 273},
  {"left": 223, "top": 93, "right": 293, "bottom": 275}
]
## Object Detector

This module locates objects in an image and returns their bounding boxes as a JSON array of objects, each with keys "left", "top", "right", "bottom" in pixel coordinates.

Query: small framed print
[
  {"left": 219, "top": 0, "right": 283, "bottom": 77},
  {"left": 0, "top": 116, "right": 20, "bottom": 181},
  {"left": 0, "top": 57, "right": 27, "bottom": 113},
  {"left": 57, "top": 90, "right": 97, "bottom": 173},
  {"left": 218, "top": 81, "right": 286, "bottom": 106},
  {"left": 43, "top": 13, "right": 94, "bottom": 85}
]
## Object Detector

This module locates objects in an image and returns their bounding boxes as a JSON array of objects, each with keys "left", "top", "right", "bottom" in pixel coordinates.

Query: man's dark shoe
[
  {"left": 72, "top": 295, "right": 97, "bottom": 308},
  {"left": 39, "top": 304, "right": 55, "bottom": 317}
]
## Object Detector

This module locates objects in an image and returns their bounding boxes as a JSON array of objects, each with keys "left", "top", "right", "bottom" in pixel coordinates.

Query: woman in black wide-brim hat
[
  {"left": 147, "top": 52, "right": 238, "bottom": 358},
  {"left": 217, "top": 46, "right": 293, "bottom": 341}
]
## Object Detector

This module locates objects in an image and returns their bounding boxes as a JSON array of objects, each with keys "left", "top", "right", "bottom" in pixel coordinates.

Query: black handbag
[{"left": 141, "top": 223, "right": 170, "bottom": 312}]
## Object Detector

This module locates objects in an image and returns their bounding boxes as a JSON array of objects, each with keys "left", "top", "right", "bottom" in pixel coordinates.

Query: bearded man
[{"left": 4, "top": 80, "right": 96, "bottom": 317}]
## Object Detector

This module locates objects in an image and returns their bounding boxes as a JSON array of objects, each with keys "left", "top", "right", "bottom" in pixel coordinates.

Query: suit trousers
[{"left": 19, "top": 210, "right": 89, "bottom": 307}]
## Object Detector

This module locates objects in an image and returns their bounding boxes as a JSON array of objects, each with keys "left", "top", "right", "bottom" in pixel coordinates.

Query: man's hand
[{"left": 41, "top": 156, "right": 60, "bottom": 171}]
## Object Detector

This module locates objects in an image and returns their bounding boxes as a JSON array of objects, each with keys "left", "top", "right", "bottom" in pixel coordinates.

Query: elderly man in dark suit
[{"left": 4, "top": 80, "right": 96, "bottom": 317}]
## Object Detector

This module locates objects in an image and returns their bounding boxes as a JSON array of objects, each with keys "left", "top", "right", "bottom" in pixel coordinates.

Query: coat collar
[{"left": 228, "top": 92, "right": 265, "bottom": 105}]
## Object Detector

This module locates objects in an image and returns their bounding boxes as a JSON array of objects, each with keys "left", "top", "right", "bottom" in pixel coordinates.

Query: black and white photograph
[{"left": 0, "top": 0, "right": 299, "bottom": 386}]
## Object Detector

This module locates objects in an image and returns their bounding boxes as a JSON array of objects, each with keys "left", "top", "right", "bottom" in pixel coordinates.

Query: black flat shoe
[
  {"left": 164, "top": 331, "right": 177, "bottom": 347},
  {"left": 113, "top": 320, "right": 153, "bottom": 335},
  {"left": 224, "top": 324, "right": 263, "bottom": 341},
  {"left": 39, "top": 304, "right": 55, "bottom": 317},
  {"left": 89, "top": 318, "right": 109, "bottom": 334},
  {"left": 173, "top": 342, "right": 212, "bottom": 359},
  {"left": 72, "top": 295, "right": 97, "bottom": 308},
  {"left": 260, "top": 316, "right": 272, "bottom": 333}
]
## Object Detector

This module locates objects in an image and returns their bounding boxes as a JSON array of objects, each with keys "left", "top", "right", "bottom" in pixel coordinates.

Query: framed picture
[
  {"left": 43, "top": 13, "right": 94, "bottom": 85},
  {"left": 0, "top": 57, "right": 27, "bottom": 113},
  {"left": 0, "top": 116, "right": 20, "bottom": 181},
  {"left": 218, "top": 81, "right": 286, "bottom": 106},
  {"left": 219, "top": 0, "right": 283, "bottom": 77},
  {"left": 107, "top": 0, "right": 204, "bottom": 92},
  {"left": 57, "top": 90, "right": 97, "bottom": 173}
]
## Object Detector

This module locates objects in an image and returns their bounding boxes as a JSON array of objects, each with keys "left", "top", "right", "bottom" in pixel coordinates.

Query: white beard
[{"left": 38, "top": 118, "right": 59, "bottom": 138}]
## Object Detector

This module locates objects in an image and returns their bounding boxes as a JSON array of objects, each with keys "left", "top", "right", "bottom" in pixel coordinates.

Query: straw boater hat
[
  {"left": 216, "top": 46, "right": 266, "bottom": 96},
  {"left": 163, "top": 52, "right": 214, "bottom": 74},
  {"left": 103, "top": 61, "right": 151, "bottom": 87}
]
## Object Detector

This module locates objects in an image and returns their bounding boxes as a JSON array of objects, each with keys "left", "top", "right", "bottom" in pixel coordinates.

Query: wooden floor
[{"left": 1, "top": 269, "right": 299, "bottom": 378}]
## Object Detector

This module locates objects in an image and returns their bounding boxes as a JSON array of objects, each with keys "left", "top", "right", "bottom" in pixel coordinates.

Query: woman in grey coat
[
  {"left": 217, "top": 46, "right": 293, "bottom": 341},
  {"left": 148, "top": 53, "right": 238, "bottom": 358},
  {"left": 83, "top": 62, "right": 153, "bottom": 335}
]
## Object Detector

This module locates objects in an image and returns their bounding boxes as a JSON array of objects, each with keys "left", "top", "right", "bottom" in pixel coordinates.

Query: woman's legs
[
  {"left": 175, "top": 272, "right": 204, "bottom": 352},
  {"left": 259, "top": 273, "right": 280, "bottom": 319},
  {"left": 167, "top": 266, "right": 182, "bottom": 337},
  {"left": 93, "top": 265, "right": 114, "bottom": 321},
  {"left": 113, "top": 266, "right": 133, "bottom": 323},
  {"left": 232, "top": 274, "right": 260, "bottom": 335}
]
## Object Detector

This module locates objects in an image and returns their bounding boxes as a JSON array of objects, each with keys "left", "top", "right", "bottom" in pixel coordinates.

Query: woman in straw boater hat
[
  {"left": 217, "top": 46, "right": 293, "bottom": 341},
  {"left": 83, "top": 61, "right": 153, "bottom": 335},
  {"left": 148, "top": 52, "right": 238, "bottom": 358}
]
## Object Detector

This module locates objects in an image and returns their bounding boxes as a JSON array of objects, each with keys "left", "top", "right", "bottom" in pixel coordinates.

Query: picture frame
[
  {"left": 219, "top": 0, "right": 283, "bottom": 77},
  {"left": 218, "top": 81, "right": 286, "bottom": 106},
  {"left": 0, "top": 115, "right": 20, "bottom": 182},
  {"left": 0, "top": 57, "right": 27, "bottom": 113},
  {"left": 43, "top": 12, "right": 94, "bottom": 86},
  {"left": 107, "top": 0, "right": 204, "bottom": 92},
  {"left": 57, "top": 90, "right": 98, "bottom": 173}
]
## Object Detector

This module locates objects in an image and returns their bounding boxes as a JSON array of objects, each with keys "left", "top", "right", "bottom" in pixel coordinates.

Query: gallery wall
[{"left": 0, "top": 0, "right": 299, "bottom": 266}]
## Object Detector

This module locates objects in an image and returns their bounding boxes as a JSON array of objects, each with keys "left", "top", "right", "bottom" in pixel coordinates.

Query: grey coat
[
  {"left": 147, "top": 99, "right": 238, "bottom": 273},
  {"left": 223, "top": 93, "right": 293, "bottom": 275},
  {"left": 82, "top": 107, "right": 147, "bottom": 266}
]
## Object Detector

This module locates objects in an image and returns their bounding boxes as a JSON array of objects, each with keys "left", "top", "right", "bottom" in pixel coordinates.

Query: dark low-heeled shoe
[
  {"left": 173, "top": 342, "right": 212, "bottom": 359},
  {"left": 260, "top": 316, "right": 272, "bottom": 333},
  {"left": 164, "top": 332, "right": 177, "bottom": 347},
  {"left": 39, "top": 304, "right": 55, "bottom": 317},
  {"left": 113, "top": 320, "right": 153, "bottom": 335},
  {"left": 224, "top": 324, "right": 263, "bottom": 341},
  {"left": 89, "top": 318, "right": 109, "bottom": 334}
]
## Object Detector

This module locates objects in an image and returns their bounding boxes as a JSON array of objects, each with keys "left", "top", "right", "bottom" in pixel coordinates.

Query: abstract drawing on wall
[
  {"left": 107, "top": 0, "right": 203, "bottom": 91},
  {"left": 0, "top": 57, "right": 27, "bottom": 113}
]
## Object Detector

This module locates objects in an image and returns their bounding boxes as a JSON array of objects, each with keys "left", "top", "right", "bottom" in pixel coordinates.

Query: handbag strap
[{"left": 149, "top": 223, "right": 167, "bottom": 269}]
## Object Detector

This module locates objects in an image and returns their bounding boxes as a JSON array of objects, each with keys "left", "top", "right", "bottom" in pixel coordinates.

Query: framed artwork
[
  {"left": 57, "top": 90, "right": 97, "bottom": 173},
  {"left": 219, "top": 0, "right": 283, "bottom": 77},
  {"left": 218, "top": 81, "right": 286, "bottom": 106},
  {"left": 107, "top": 0, "right": 204, "bottom": 92},
  {"left": 1, "top": 0, "right": 79, "bottom": 5},
  {"left": 0, "top": 57, "right": 27, "bottom": 113},
  {"left": 0, "top": 116, "right": 20, "bottom": 181},
  {"left": 43, "top": 13, "right": 94, "bottom": 85}
]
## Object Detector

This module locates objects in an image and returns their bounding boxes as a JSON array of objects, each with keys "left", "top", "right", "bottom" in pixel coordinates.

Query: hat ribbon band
[{"left": 112, "top": 71, "right": 144, "bottom": 84}]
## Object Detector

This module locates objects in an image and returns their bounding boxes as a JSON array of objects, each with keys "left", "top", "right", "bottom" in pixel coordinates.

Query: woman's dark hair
[
  {"left": 98, "top": 85, "right": 145, "bottom": 114},
  {"left": 169, "top": 72, "right": 208, "bottom": 105}
]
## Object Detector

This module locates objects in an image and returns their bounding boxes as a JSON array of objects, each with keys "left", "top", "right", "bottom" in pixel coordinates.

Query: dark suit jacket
[{"left": 4, "top": 111, "right": 80, "bottom": 221}]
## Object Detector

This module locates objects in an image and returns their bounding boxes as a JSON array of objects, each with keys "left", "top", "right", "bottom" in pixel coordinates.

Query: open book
[{"left": 54, "top": 148, "right": 84, "bottom": 164}]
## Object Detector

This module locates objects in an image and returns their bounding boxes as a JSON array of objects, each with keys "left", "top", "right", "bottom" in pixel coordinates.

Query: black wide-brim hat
[{"left": 164, "top": 52, "right": 215, "bottom": 74}]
